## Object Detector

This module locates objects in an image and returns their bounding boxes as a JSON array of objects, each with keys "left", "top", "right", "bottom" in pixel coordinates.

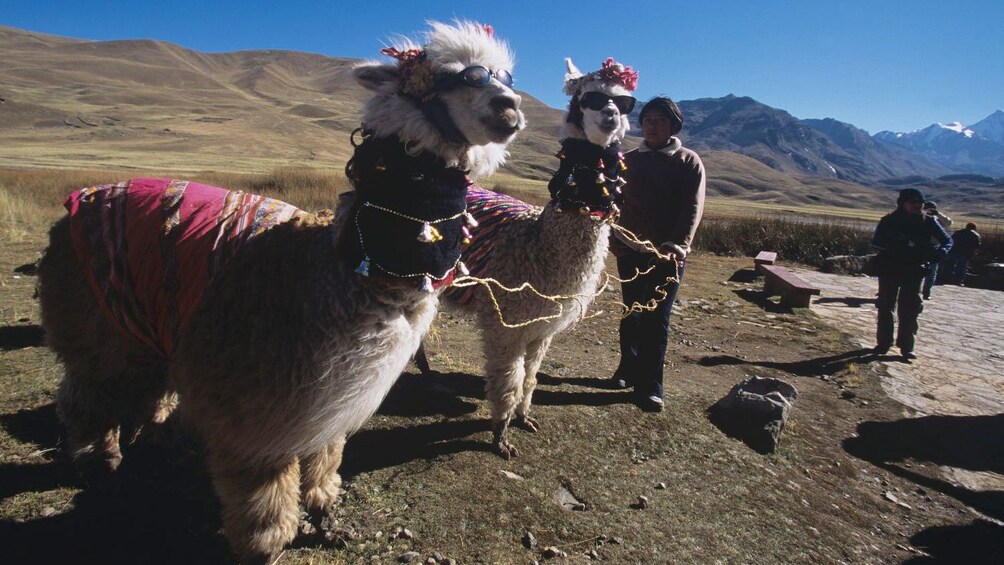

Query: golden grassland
[{"left": 3, "top": 167, "right": 1000, "bottom": 265}]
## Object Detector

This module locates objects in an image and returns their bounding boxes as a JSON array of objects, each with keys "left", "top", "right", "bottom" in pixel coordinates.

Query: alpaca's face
[
  {"left": 437, "top": 69, "right": 525, "bottom": 145},
  {"left": 577, "top": 81, "right": 633, "bottom": 147}
]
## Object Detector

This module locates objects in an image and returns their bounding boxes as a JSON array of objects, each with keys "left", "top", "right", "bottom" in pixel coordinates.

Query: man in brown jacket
[{"left": 610, "top": 97, "right": 705, "bottom": 411}]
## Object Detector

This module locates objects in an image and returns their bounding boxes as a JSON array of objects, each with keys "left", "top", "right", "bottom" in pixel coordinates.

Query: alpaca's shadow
[
  {"left": 0, "top": 324, "right": 45, "bottom": 350},
  {"left": 0, "top": 405, "right": 229, "bottom": 564},
  {"left": 699, "top": 348, "right": 893, "bottom": 378},
  {"left": 536, "top": 371, "right": 615, "bottom": 390},
  {"left": 844, "top": 413, "right": 1004, "bottom": 522},
  {"left": 341, "top": 418, "right": 492, "bottom": 479},
  {"left": 815, "top": 296, "right": 876, "bottom": 308},
  {"left": 377, "top": 371, "right": 482, "bottom": 418}
]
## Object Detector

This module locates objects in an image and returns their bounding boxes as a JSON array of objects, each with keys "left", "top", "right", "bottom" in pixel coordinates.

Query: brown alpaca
[{"left": 38, "top": 21, "right": 523, "bottom": 563}]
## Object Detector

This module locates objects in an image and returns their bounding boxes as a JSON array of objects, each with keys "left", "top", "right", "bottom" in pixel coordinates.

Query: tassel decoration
[
  {"left": 418, "top": 222, "right": 443, "bottom": 243},
  {"left": 420, "top": 275, "right": 434, "bottom": 293},
  {"left": 595, "top": 173, "right": 606, "bottom": 184},
  {"left": 619, "top": 161, "right": 627, "bottom": 172},
  {"left": 463, "top": 211, "right": 479, "bottom": 228},
  {"left": 579, "top": 206, "right": 590, "bottom": 215},
  {"left": 601, "top": 187, "right": 610, "bottom": 197},
  {"left": 355, "top": 256, "right": 370, "bottom": 276},
  {"left": 462, "top": 226, "right": 472, "bottom": 239},
  {"left": 459, "top": 261, "right": 470, "bottom": 276}
]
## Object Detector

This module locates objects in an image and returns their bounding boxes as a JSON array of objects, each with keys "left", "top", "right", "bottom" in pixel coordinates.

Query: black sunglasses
[
  {"left": 579, "top": 92, "right": 636, "bottom": 114},
  {"left": 441, "top": 66, "right": 514, "bottom": 89}
]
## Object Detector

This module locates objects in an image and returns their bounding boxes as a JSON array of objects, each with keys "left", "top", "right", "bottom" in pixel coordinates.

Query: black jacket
[{"left": 871, "top": 209, "right": 952, "bottom": 275}]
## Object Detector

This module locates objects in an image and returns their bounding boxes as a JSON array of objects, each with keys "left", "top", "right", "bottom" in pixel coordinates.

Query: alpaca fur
[
  {"left": 434, "top": 58, "right": 631, "bottom": 458},
  {"left": 38, "top": 21, "right": 523, "bottom": 564}
]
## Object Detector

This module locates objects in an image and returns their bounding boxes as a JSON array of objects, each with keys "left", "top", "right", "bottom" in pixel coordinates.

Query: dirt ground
[{"left": 1, "top": 232, "right": 1002, "bottom": 564}]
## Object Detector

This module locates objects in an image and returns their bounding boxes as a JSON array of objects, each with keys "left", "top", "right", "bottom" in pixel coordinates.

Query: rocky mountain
[
  {"left": 630, "top": 95, "right": 951, "bottom": 183},
  {"left": 874, "top": 112, "right": 1004, "bottom": 177},
  {"left": 1, "top": 25, "right": 1001, "bottom": 216}
]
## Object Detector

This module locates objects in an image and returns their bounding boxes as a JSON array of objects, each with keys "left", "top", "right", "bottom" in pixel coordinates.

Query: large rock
[
  {"left": 821, "top": 254, "right": 876, "bottom": 275},
  {"left": 708, "top": 376, "right": 798, "bottom": 453}
]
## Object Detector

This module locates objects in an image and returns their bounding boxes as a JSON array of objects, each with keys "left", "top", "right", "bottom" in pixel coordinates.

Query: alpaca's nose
[
  {"left": 601, "top": 106, "right": 619, "bottom": 118},
  {"left": 491, "top": 94, "right": 521, "bottom": 112}
]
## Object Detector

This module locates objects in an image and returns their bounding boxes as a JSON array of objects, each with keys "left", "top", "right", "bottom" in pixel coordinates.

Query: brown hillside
[{"left": 1, "top": 25, "right": 999, "bottom": 217}]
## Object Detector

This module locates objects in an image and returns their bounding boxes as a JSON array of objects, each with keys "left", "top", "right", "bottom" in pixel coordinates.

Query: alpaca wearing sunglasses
[
  {"left": 416, "top": 57, "right": 635, "bottom": 458},
  {"left": 38, "top": 21, "right": 523, "bottom": 563}
]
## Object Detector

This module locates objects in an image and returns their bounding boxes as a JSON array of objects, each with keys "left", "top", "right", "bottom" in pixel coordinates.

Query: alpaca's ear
[
  {"left": 563, "top": 57, "right": 585, "bottom": 96},
  {"left": 353, "top": 63, "right": 399, "bottom": 91}
]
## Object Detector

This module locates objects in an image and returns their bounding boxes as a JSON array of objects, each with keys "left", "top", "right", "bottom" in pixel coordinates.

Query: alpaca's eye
[
  {"left": 493, "top": 69, "right": 513, "bottom": 88},
  {"left": 463, "top": 66, "right": 491, "bottom": 86}
]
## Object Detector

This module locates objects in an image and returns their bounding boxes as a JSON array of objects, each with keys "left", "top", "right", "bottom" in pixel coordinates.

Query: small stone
[
  {"left": 634, "top": 495, "right": 649, "bottom": 509},
  {"left": 399, "top": 551, "right": 421, "bottom": 563},
  {"left": 300, "top": 521, "right": 317, "bottom": 536},
  {"left": 501, "top": 470, "right": 526, "bottom": 481},
  {"left": 426, "top": 559, "right": 437, "bottom": 565},
  {"left": 587, "top": 549, "right": 600, "bottom": 559},
  {"left": 655, "top": 482, "right": 667, "bottom": 490},
  {"left": 840, "top": 390, "right": 857, "bottom": 400},
  {"left": 432, "top": 552, "right": 444, "bottom": 562},
  {"left": 541, "top": 546, "right": 566, "bottom": 559},
  {"left": 40, "top": 506, "right": 56, "bottom": 517},
  {"left": 609, "top": 537, "right": 623, "bottom": 545},
  {"left": 398, "top": 528, "right": 414, "bottom": 540},
  {"left": 441, "top": 559, "right": 456, "bottom": 565},
  {"left": 522, "top": 531, "right": 538, "bottom": 550}
]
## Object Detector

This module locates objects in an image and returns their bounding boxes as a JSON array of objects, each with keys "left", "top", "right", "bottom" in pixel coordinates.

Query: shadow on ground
[
  {"left": 815, "top": 296, "right": 877, "bottom": 308},
  {"left": 844, "top": 413, "right": 1004, "bottom": 557},
  {"left": 0, "top": 324, "right": 45, "bottom": 351},
  {"left": 904, "top": 520, "right": 1004, "bottom": 563},
  {"left": 698, "top": 347, "right": 901, "bottom": 378},
  {"left": 0, "top": 405, "right": 228, "bottom": 564}
]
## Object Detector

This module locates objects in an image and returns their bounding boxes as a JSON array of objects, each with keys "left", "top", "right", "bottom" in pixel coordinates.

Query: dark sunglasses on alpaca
[
  {"left": 439, "top": 66, "right": 514, "bottom": 89},
  {"left": 579, "top": 92, "right": 636, "bottom": 114}
]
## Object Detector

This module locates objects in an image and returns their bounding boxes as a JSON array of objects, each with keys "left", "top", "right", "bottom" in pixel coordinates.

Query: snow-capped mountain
[
  {"left": 969, "top": 109, "right": 1004, "bottom": 145},
  {"left": 875, "top": 111, "right": 1004, "bottom": 177}
]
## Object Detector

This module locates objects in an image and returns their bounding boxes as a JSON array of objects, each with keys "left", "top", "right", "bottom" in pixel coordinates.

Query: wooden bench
[
  {"left": 760, "top": 264, "right": 820, "bottom": 308},
  {"left": 754, "top": 251, "right": 777, "bottom": 274}
]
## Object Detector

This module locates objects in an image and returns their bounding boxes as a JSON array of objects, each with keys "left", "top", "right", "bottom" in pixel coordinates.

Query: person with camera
[{"left": 870, "top": 188, "right": 952, "bottom": 359}]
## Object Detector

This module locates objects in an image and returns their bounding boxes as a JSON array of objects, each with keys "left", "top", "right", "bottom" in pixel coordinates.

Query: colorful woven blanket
[
  {"left": 447, "top": 186, "right": 536, "bottom": 304},
  {"left": 65, "top": 178, "right": 300, "bottom": 358}
]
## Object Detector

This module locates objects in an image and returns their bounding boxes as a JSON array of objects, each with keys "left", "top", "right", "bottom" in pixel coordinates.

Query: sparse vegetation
[{"left": 695, "top": 216, "right": 873, "bottom": 266}]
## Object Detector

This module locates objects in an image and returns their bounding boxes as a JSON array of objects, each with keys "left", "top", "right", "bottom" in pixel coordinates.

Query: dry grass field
[{"left": 2, "top": 169, "right": 1002, "bottom": 563}]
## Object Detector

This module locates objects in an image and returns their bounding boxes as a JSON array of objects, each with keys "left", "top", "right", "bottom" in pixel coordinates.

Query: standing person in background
[
  {"left": 921, "top": 201, "right": 952, "bottom": 300},
  {"left": 610, "top": 97, "right": 705, "bottom": 412},
  {"left": 870, "top": 189, "right": 952, "bottom": 360},
  {"left": 943, "top": 222, "right": 982, "bottom": 285}
]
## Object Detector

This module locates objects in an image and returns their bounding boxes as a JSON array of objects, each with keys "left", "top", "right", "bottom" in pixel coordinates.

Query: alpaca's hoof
[
  {"left": 515, "top": 415, "right": 540, "bottom": 433},
  {"left": 303, "top": 485, "right": 341, "bottom": 522},
  {"left": 495, "top": 440, "right": 520, "bottom": 460}
]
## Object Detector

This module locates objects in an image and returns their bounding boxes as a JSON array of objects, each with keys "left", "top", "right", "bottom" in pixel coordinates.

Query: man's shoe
[
  {"left": 922, "top": 294, "right": 931, "bottom": 300},
  {"left": 901, "top": 350, "right": 918, "bottom": 360},
  {"left": 639, "top": 395, "right": 664, "bottom": 412},
  {"left": 873, "top": 344, "right": 891, "bottom": 354}
]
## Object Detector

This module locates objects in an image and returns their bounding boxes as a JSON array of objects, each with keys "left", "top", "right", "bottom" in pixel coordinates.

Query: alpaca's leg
[
  {"left": 515, "top": 336, "right": 552, "bottom": 433},
  {"left": 56, "top": 370, "right": 124, "bottom": 483},
  {"left": 209, "top": 452, "right": 301, "bottom": 563},
  {"left": 120, "top": 369, "right": 177, "bottom": 446},
  {"left": 301, "top": 435, "right": 347, "bottom": 519},
  {"left": 484, "top": 342, "right": 526, "bottom": 459}
]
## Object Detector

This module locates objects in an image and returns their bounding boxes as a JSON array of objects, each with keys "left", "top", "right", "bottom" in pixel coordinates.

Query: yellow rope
[{"left": 447, "top": 224, "right": 682, "bottom": 326}]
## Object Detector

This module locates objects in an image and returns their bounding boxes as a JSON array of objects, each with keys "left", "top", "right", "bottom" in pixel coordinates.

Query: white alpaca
[
  {"left": 419, "top": 57, "right": 637, "bottom": 458},
  {"left": 37, "top": 21, "right": 523, "bottom": 563}
]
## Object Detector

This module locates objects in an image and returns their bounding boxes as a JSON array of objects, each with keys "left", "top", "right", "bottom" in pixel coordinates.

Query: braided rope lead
[{"left": 446, "top": 224, "right": 681, "bottom": 326}]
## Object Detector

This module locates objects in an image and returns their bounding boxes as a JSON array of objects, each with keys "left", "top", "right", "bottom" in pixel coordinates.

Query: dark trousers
[
  {"left": 941, "top": 253, "right": 969, "bottom": 285},
  {"left": 876, "top": 272, "right": 924, "bottom": 352},
  {"left": 922, "top": 259, "right": 940, "bottom": 297},
  {"left": 613, "top": 253, "right": 685, "bottom": 398}
]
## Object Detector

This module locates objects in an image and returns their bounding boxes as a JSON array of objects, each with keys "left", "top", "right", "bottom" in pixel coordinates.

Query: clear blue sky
[{"left": 4, "top": 0, "right": 1002, "bottom": 134}]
